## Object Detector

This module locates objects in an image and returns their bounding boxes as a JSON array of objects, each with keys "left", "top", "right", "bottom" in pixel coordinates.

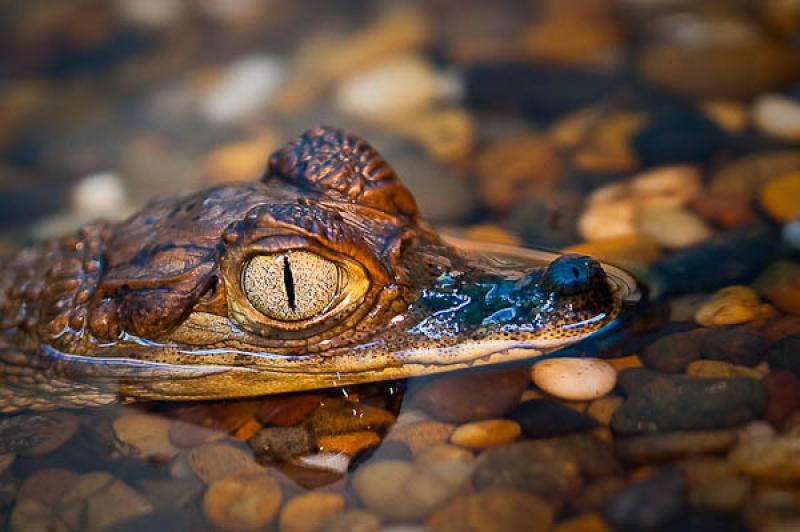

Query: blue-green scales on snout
[{"left": 0, "top": 127, "right": 639, "bottom": 412}]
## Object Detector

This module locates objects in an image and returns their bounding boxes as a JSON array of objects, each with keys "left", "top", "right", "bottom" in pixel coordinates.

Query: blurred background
[
  {"left": 3, "top": 3, "right": 800, "bottom": 531},
  {"left": 0, "top": 0, "right": 798, "bottom": 272}
]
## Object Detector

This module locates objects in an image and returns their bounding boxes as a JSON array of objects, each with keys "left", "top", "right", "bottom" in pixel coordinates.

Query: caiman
[{"left": 0, "top": 126, "right": 638, "bottom": 412}]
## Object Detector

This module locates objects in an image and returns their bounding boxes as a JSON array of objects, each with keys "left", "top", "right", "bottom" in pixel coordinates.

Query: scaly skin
[{"left": 0, "top": 127, "right": 639, "bottom": 412}]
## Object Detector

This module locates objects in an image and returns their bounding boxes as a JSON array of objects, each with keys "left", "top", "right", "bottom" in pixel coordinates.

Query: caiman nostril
[{"left": 541, "top": 254, "right": 606, "bottom": 296}]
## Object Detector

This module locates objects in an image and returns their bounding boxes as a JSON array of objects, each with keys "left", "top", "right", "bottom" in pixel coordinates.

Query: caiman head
[{"left": 9, "top": 126, "right": 639, "bottom": 401}]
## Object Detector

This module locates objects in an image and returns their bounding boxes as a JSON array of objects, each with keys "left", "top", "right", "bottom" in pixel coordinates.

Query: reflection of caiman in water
[{"left": 0, "top": 126, "right": 639, "bottom": 412}]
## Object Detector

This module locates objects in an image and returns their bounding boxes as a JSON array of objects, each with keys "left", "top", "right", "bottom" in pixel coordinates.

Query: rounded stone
[
  {"left": 685, "top": 360, "right": 763, "bottom": 380},
  {"left": 729, "top": 433, "right": 800, "bottom": 481},
  {"left": 605, "top": 467, "right": 686, "bottom": 531},
  {"left": 578, "top": 201, "right": 637, "bottom": 241},
  {"left": 318, "top": 431, "right": 381, "bottom": 456},
  {"left": 200, "top": 55, "right": 284, "bottom": 125},
  {"left": 754, "top": 261, "right": 800, "bottom": 315},
  {"left": 636, "top": 205, "right": 712, "bottom": 249},
  {"left": 760, "top": 173, "right": 800, "bottom": 223},
  {"left": 279, "top": 492, "right": 345, "bottom": 532},
  {"left": 385, "top": 421, "right": 455, "bottom": 455},
  {"left": 629, "top": 165, "right": 703, "bottom": 208},
  {"left": 113, "top": 413, "right": 179, "bottom": 461},
  {"left": 637, "top": 27, "right": 799, "bottom": 99},
  {"left": 247, "top": 426, "right": 313, "bottom": 461},
  {"left": 352, "top": 455, "right": 473, "bottom": 521},
  {"left": 411, "top": 366, "right": 530, "bottom": 423},
  {"left": 640, "top": 329, "right": 707, "bottom": 373},
  {"left": 427, "top": 488, "right": 554, "bottom": 532},
  {"left": 532, "top": 358, "right": 617, "bottom": 401},
  {"left": 202, "top": 470, "right": 282, "bottom": 532},
  {"left": 766, "top": 334, "right": 800, "bottom": 376},
  {"left": 611, "top": 376, "right": 767, "bottom": 435},
  {"left": 694, "top": 286, "right": 767, "bottom": 327},
  {"left": 450, "top": 419, "right": 521, "bottom": 449},
  {"left": 187, "top": 442, "right": 261, "bottom": 484},
  {"left": 710, "top": 151, "right": 800, "bottom": 200},
  {"left": 587, "top": 396, "right": 624, "bottom": 426},
  {"left": 699, "top": 325, "right": 768, "bottom": 366},
  {"left": 57, "top": 472, "right": 154, "bottom": 531},
  {"left": 509, "top": 399, "right": 598, "bottom": 438},
  {"left": 762, "top": 370, "right": 800, "bottom": 425},
  {"left": 335, "top": 55, "right": 442, "bottom": 121},
  {"left": 389, "top": 154, "right": 476, "bottom": 223},
  {"left": 784, "top": 218, "right": 800, "bottom": 249},
  {"left": 615, "top": 430, "right": 738, "bottom": 464},
  {"left": 476, "top": 133, "right": 563, "bottom": 212},
  {"left": 16, "top": 412, "right": 79, "bottom": 457},
  {"left": 753, "top": 94, "right": 800, "bottom": 142},
  {"left": 473, "top": 441, "right": 582, "bottom": 504},
  {"left": 71, "top": 172, "right": 128, "bottom": 217},
  {"left": 319, "top": 510, "right": 382, "bottom": 532}
]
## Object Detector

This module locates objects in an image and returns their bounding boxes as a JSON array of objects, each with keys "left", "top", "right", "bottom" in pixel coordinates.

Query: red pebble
[{"left": 762, "top": 370, "right": 800, "bottom": 425}]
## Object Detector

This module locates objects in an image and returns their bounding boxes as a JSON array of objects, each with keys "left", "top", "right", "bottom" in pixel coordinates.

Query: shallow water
[{"left": 1, "top": 0, "right": 800, "bottom": 531}]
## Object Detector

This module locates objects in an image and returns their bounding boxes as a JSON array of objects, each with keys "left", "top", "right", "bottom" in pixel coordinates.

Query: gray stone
[{"left": 611, "top": 376, "right": 766, "bottom": 435}]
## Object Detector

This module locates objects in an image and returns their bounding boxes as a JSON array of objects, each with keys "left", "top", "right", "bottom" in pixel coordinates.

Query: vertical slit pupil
[{"left": 282, "top": 255, "right": 296, "bottom": 311}]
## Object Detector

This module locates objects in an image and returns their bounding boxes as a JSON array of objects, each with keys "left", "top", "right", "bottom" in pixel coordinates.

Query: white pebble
[
  {"left": 629, "top": 165, "right": 702, "bottom": 208},
  {"left": 636, "top": 205, "right": 713, "bottom": 248},
  {"left": 783, "top": 217, "right": 800, "bottom": 249},
  {"left": 297, "top": 453, "right": 350, "bottom": 474},
  {"left": 117, "top": 0, "right": 184, "bottom": 27},
  {"left": 335, "top": 55, "right": 442, "bottom": 121},
  {"left": 578, "top": 200, "right": 637, "bottom": 241},
  {"left": 200, "top": 55, "right": 284, "bottom": 124},
  {"left": 753, "top": 94, "right": 800, "bottom": 141},
  {"left": 71, "top": 172, "right": 128, "bottom": 217},
  {"left": 531, "top": 358, "right": 617, "bottom": 401}
]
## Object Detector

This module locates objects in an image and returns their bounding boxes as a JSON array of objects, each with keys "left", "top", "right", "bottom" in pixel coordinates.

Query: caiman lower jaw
[{"left": 134, "top": 332, "right": 614, "bottom": 400}]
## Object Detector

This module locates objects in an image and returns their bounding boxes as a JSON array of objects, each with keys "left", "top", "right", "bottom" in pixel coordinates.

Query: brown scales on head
[{"left": 0, "top": 126, "right": 638, "bottom": 412}]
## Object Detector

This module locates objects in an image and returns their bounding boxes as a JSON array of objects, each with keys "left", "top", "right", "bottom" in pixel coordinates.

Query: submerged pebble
[
  {"left": 753, "top": 94, "right": 800, "bottom": 141},
  {"left": 760, "top": 173, "right": 800, "bottom": 223},
  {"left": 113, "top": 413, "right": 178, "bottom": 461},
  {"left": 58, "top": 472, "right": 154, "bottom": 531},
  {"left": 611, "top": 376, "right": 766, "bottom": 434},
  {"left": 427, "top": 488, "right": 554, "bottom": 532},
  {"left": 202, "top": 470, "right": 282, "bottom": 532},
  {"left": 279, "top": 492, "right": 345, "bottom": 532},
  {"left": 352, "top": 446, "right": 475, "bottom": 521},
  {"left": 509, "top": 399, "right": 599, "bottom": 438},
  {"left": 754, "top": 261, "right": 800, "bottom": 315},
  {"left": 473, "top": 440, "right": 582, "bottom": 504},
  {"left": 531, "top": 358, "right": 617, "bottom": 401},
  {"left": 412, "top": 366, "right": 529, "bottom": 423},
  {"left": 636, "top": 206, "right": 712, "bottom": 249},
  {"left": 200, "top": 55, "right": 284, "bottom": 124},
  {"left": 615, "top": 429, "right": 738, "bottom": 464},
  {"left": 605, "top": 467, "right": 686, "bottom": 531},
  {"left": 694, "top": 286, "right": 769, "bottom": 327},
  {"left": 766, "top": 334, "right": 800, "bottom": 376},
  {"left": 729, "top": 433, "right": 800, "bottom": 481},
  {"left": 450, "top": 419, "right": 521, "bottom": 449}
]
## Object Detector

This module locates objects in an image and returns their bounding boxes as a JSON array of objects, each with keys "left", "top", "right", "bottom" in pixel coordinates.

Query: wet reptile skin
[{"left": 0, "top": 126, "right": 638, "bottom": 412}]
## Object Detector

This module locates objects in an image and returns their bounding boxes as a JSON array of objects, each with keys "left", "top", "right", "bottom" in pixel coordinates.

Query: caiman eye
[{"left": 242, "top": 250, "right": 340, "bottom": 321}]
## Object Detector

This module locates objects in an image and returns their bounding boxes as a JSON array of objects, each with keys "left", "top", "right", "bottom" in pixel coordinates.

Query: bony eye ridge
[{"left": 242, "top": 250, "right": 340, "bottom": 321}]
